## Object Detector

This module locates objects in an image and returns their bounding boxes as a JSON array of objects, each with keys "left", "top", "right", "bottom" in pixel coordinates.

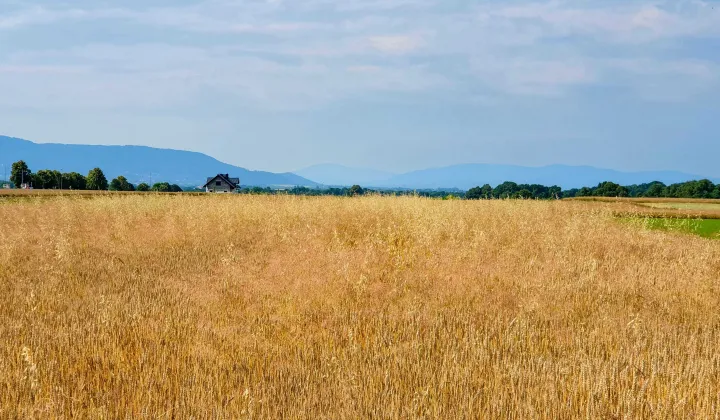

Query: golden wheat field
[{"left": 1, "top": 194, "right": 719, "bottom": 418}]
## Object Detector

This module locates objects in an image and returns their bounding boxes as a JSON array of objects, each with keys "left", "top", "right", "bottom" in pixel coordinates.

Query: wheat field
[{"left": 1, "top": 194, "right": 719, "bottom": 418}]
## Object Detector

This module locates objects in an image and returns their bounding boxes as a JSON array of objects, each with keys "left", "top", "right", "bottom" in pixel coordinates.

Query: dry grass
[
  {"left": 1, "top": 195, "right": 719, "bottom": 418},
  {"left": 569, "top": 197, "right": 720, "bottom": 204},
  {"left": 0, "top": 189, "right": 118, "bottom": 198},
  {"left": 569, "top": 197, "right": 720, "bottom": 220},
  {"left": 640, "top": 202, "right": 720, "bottom": 211},
  {"left": 0, "top": 190, "right": 199, "bottom": 199}
]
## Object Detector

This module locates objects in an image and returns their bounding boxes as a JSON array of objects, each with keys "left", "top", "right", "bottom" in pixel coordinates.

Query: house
[{"left": 203, "top": 174, "right": 240, "bottom": 193}]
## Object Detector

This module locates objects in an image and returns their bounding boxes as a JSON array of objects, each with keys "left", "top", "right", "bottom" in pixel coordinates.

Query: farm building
[{"left": 203, "top": 174, "right": 240, "bottom": 193}]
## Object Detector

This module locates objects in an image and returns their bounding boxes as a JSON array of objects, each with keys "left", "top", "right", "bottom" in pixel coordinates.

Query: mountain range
[
  {"left": 294, "top": 163, "right": 716, "bottom": 190},
  {"left": 293, "top": 164, "right": 395, "bottom": 187},
  {"left": 2, "top": 135, "right": 716, "bottom": 189},
  {"left": 1, "top": 136, "right": 315, "bottom": 187}
]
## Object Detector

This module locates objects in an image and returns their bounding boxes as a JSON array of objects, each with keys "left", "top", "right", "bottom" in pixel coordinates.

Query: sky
[{"left": 0, "top": 0, "right": 719, "bottom": 176}]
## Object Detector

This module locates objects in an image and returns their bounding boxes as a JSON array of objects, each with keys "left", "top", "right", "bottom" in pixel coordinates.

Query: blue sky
[{"left": 1, "top": 0, "right": 719, "bottom": 175}]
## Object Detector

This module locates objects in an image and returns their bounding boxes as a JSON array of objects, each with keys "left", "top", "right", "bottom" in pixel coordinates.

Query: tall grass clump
[{"left": 1, "top": 194, "right": 719, "bottom": 418}]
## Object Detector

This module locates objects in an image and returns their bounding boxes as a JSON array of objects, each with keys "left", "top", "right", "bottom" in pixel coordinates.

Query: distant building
[
  {"left": 202, "top": 174, "right": 240, "bottom": 193},
  {"left": 1, "top": 183, "right": 10, "bottom": 189}
]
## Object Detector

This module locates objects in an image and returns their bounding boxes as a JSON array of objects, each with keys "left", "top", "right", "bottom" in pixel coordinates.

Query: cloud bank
[{"left": 0, "top": 0, "right": 718, "bottom": 109}]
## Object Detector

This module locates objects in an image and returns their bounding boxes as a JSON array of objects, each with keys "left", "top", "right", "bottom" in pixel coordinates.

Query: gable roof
[{"left": 202, "top": 174, "right": 240, "bottom": 189}]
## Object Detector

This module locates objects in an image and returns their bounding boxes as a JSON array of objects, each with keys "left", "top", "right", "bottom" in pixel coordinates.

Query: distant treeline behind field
[
  {"left": 244, "top": 179, "right": 720, "bottom": 200},
  {"left": 4, "top": 159, "right": 719, "bottom": 200}
]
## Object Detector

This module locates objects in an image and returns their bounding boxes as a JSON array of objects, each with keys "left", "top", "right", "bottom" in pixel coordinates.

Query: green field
[{"left": 630, "top": 217, "right": 720, "bottom": 239}]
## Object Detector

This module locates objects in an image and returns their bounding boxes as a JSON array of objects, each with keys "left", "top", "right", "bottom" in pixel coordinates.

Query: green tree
[
  {"left": 465, "top": 186, "right": 484, "bottom": 200},
  {"left": 480, "top": 184, "right": 493, "bottom": 199},
  {"left": 63, "top": 172, "right": 86, "bottom": 190},
  {"left": 712, "top": 185, "right": 720, "bottom": 199},
  {"left": 51, "top": 170, "right": 63, "bottom": 189},
  {"left": 643, "top": 182, "right": 666, "bottom": 198},
  {"left": 692, "top": 179, "right": 715, "bottom": 198},
  {"left": 10, "top": 160, "right": 32, "bottom": 188},
  {"left": 34, "top": 169, "right": 57, "bottom": 189},
  {"left": 170, "top": 184, "right": 183, "bottom": 193},
  {"left": 576, "top": 187, "right": 592, "bottom": 197},
  {"left": 514, "top": 189, "right": 533, "bottom": 199},
  {"left": 493, "top": 181, "right": 519, "bottom": 199},
  {"left": 594, "top": 181, "right": 629, "bottom": 197},
  {"left": 86, "top": 168, "right": 108, "bottom": 190},
  {"left": 151, "top": 182, "right": 171, "bottom": 192},
  {"left": 136, "top": 183, "right": 150, "bottom": 192},
  {"left": 347, "top": 185, "right": 365, "bottom": 196},
  {"left": 548, "top": 186, "right": 562, "bottom": 199},
  {"left": 109, "top": 176, "right": 134, "bottom": 191},
  {"left": 109, "top": 178, "right": 121, "bottom": 191}
]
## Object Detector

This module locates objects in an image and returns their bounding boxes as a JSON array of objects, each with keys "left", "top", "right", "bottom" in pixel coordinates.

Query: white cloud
[
  {"left": 0, "top": 64, "right": 87, "bottom": 75},
  {"left": 367, "top": 34, "right": 425, "bottom": 54},
  {"left": 0, "top": 5, "right": 134, "bottom": 29},
  {"left": 0, "top": 43, "right": 448, "bottom": 110},
  {"left": 472, "top": 57, "right": 596, "bottom": 95},
  {"left": 603, "top": 58, "right": 719, "bottom": 101},
  {"left": 478, "top": 1, "right": 720, "bottom": 42},
  {"left": 301, "top": 0, "right": 432, "bottom": 12},
  {"left": 1, "top": 0, "right": 719, "bottom": 108},
  {"left": 608, "top": 58, "right": 716, "bottom": 79}
]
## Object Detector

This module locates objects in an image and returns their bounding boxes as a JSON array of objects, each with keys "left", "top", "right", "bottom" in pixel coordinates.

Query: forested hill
[
  {"left": 371, "top": 164, "right": 712, "bottom": 190},
  {"left": 1, "top": 136, "right": 316, "bottom": 187}
]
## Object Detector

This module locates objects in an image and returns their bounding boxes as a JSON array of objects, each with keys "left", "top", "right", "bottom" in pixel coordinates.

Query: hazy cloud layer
[
  {"left": 2, "top": 0, "right": 718, "bottom": 109},
  {"left": 1, "top": 0, "right": 719, "bottom": 175}
]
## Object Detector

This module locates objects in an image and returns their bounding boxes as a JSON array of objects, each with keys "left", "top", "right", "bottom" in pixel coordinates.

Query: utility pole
[{"left": 21, "top": 170, "right": 30, "bottom": 189}]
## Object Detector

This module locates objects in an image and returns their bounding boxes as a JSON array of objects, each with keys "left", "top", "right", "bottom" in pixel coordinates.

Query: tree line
[
  {"left": 238, "top": 185, "right": 464, "bottom": 198},
  {"left": 9, "top": 161, "right": 183, "bottom": 192},
  {"left": 219, "top": 179, "right": 720, "bottom": 200},
  {"left": 8, "top": 159, "right": 719, "bottom": 199},
  {"left": 467, "top": 180, "right": 720, "bottom": 200},
  {"left": 276, "top": 180, "right": 720, "bottom": 200},
  {"left": 466, "top": 182, "right": 563, "bottom": 200},
  {"left": 563, "top": 180, "right": 720, "bottom": 199}
]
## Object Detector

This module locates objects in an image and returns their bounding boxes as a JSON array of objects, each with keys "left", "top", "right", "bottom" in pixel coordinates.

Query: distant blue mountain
[
  {"left": 294, "top": 164, "right": 396, "bottom": 186},
  {"left": 1, "top": 136, "right": 316, "bottom": 187},
  {"left": 4, "top": 135, "right": 713, "bottom": 190},
  {"left": 378, "top": 164, "right": 716, "bottom": 190},
  {"left": 297, "top": 163, "right": 715, "bottom": 190}
]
